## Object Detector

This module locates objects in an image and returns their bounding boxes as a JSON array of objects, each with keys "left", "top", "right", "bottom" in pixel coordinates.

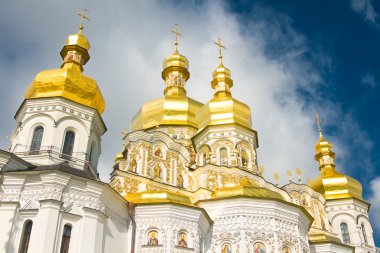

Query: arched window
[
  {"left": 30, "top": 127, "right": 44, "bottom": 154},
  {"left": 219, "top": 148, "right": 228, "bottom": 166},
  {"left": 62, "top": 131, "right": 75, "bottom": 158},
  {"left": 241, "top": 150, "right": 249, "bottom": 168},
  {"left": 361, "top": 223, "right": 368, "bottom": 244},
  {"left": 20, "top": 220, "right": 33, "bottom": 253},
  {"left": 60, "top": 224, "right": 72, "bottom": 253},
  {"left": 340, "top": 222, "right": 351, "bottom": 244}
]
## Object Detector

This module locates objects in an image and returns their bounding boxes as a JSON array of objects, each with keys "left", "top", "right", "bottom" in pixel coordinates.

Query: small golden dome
[
  {"left": 24, "top": 30, "right": 105, "bottom": 114},
  {"left": 310, "top": 118, "right": 363, "bottom": 200},
  {"left": 162, "top": 51, "right": 190, "bottom": 81}
]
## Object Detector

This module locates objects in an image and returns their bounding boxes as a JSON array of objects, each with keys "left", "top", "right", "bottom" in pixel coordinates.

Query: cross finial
[
  {"left": 213, "top": 36, "right": 226, "bottom": 65},
  {"left": 315, "top": 112, "right": 323, "bottom": 138},
  {"left": 171, "top": 24, "right": 182, "bottom": 52},
  {"left": 77, "top": 6, "right": 92, "bottom": 34}
]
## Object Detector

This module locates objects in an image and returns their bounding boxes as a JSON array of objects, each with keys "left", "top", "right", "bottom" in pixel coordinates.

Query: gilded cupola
[
  {"left": 310, "top": 114, "right": 363, "bottom": 200},
  {"left": 24, "top": 15, "right": 105, "bottom": 115},
  {"left": 131, "top": 25, "right": 203, "bottom": 131},
  {"left": 196, "top": 38, "right": 252, "bottom": 130}
]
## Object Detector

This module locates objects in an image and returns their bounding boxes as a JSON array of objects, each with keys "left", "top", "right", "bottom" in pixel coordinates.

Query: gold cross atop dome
[
  {"left": 214, "top": 36, "right": 226, "bottom": 65},
  {"left": 77, "top": 6, "right": 92, "bottom": 33},
  {"left": 172, "top": 24, "right": 182, "bottom": 52},
  {"left": 315, "top": 112, "right": 323, "bottom": 138}
]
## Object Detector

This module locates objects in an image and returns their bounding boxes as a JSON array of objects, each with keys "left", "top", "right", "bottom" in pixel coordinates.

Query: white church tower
[
  {"left": 0, "top": 13, "right": 129, "bottom": 253},
  {"left": 310, "top": 116, "right": 377, "bottom": 253},
  {"left": 9, "top": 22, "right": 106, "bottom": 179}
]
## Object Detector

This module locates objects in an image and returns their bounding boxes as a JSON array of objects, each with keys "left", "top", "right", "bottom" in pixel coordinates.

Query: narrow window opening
[
  {"left": 30, "top": 127, "right": 44, "bottom": 154},
  {"left": 219, "top": 148, "right": 228, "bottom": 166},
  {"left": 340, "top": 222, "right": 351, "bottom": 244},
  {"left": 62, "top": 131, "right": 75, "bottom": 159},
  {"left": 241, "top": 150, "right": 249, "bottom": 168},
  {"left": 19, "top": 220, "right": 33, "bottom": 253},
  {"left": 60, "top": 224, "right": 72, "bottom": 253},
  {"left": 361, "top": 223, "right": 368, "bottom": 244}
]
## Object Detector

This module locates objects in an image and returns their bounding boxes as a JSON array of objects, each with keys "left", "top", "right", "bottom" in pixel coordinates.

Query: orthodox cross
[
  {"left": 77, "top": 6, "right": 92, "bottom": 33},
  {"left": 214, "top": 36, "right": 226, "bottom": 65},
  {"left": 172, "top": 24, "right": 182, "bottom": 52},
  {"left": 315, "top": 112, "right": 323, "bottom": 137}
]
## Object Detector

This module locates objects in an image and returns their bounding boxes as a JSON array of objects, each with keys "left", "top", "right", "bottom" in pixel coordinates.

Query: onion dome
[
  {"left": 131, "top": 25, "right": 203, "bottom": 130},
  {"left": 24, "top": 25, "right": 105, "bottom": 114},
  {"left": 196, "top": 38, "right": 251, "bottom": 130},
  {"left": 310, "top": 115, "right": 363, "bottom": 200}
]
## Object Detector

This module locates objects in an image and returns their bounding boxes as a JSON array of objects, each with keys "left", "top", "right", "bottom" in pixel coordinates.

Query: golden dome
[
  {"left": 24, "top": 29, "right": 105, "bottom": 114},
  {"left": 196, "top": 62, "right": 251, "bottom": 130},
  {"left": 310, "top": 119, "right": 363, "bottom": 200},
  {"left": 131, "top": 38, "right": 203, "bottom": 130},
  {"left": 212, "top": 179, "right": 285, "bottom": 201}
]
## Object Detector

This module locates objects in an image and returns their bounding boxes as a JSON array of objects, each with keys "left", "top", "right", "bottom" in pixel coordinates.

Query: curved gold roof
[
  {"left": 310, "top": 128, "right": 363, "bottom": 200},
  {"left": 131, "top": 49, "right": 203, "bottom": 130},
  {"left": 196, "top": 63, "right": 251, "bottom": 130},
  {"left": 24, "top": 30, "right": 105, "bottom": 114},
  {"left": 125, "top": 191, "right": 192, "bottom": 205},
  {"left": 212, "top": 179, "right": 285, "bottom": 201}
]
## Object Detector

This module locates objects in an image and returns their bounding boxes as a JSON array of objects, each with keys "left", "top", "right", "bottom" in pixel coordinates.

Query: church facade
[{"left": 0, "top": 21, "right": 377, "bottom": 253}]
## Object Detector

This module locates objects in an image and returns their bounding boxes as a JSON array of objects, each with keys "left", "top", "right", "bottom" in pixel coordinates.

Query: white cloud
[
  {"left": 361, "top": 73, "right": 377, "bottom": 89},
  {"left": 369, "top": 177, "right": 380, "bottom": 235},
  {"left": 351, "top": 0, "right": 379, "bottom": 26},
  {"left": 0, "top": 1, "right": 375, "bottom": 188}
]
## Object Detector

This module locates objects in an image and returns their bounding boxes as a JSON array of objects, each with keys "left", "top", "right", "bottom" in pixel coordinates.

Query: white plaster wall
[{"left": 0, "top": 171, "right": 129, "bottom": 253}]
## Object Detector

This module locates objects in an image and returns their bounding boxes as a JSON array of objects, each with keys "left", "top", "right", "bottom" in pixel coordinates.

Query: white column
[
  {"left": 0, "top": 202, "right": 19, "bottom": 253},
  {"left": 28, "top": 199, "right": 62, "bottom": 253},
  {"left": 78, "top": 207, "right": 106, "bottom": 253}
]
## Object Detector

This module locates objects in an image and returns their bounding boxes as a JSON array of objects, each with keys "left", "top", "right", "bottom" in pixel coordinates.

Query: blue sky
[{"left": 0, "top": 0, "right": 379, "bottom": 245}]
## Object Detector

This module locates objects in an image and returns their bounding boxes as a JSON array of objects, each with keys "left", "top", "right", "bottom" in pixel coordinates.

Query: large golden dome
[
  {"left": 131, "top": 48, "right": 203, "bottom": 130},
  {"left": 24, "top": 29, "right": 105, "bottom": 114},
  {"left": 310, "top": 123, "right": 363, "bottom": 200}
]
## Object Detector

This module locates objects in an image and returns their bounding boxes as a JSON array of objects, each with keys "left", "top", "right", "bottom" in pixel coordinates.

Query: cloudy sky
[{"left": 0, "top": 0, "right": 379, "bottom": 244}]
